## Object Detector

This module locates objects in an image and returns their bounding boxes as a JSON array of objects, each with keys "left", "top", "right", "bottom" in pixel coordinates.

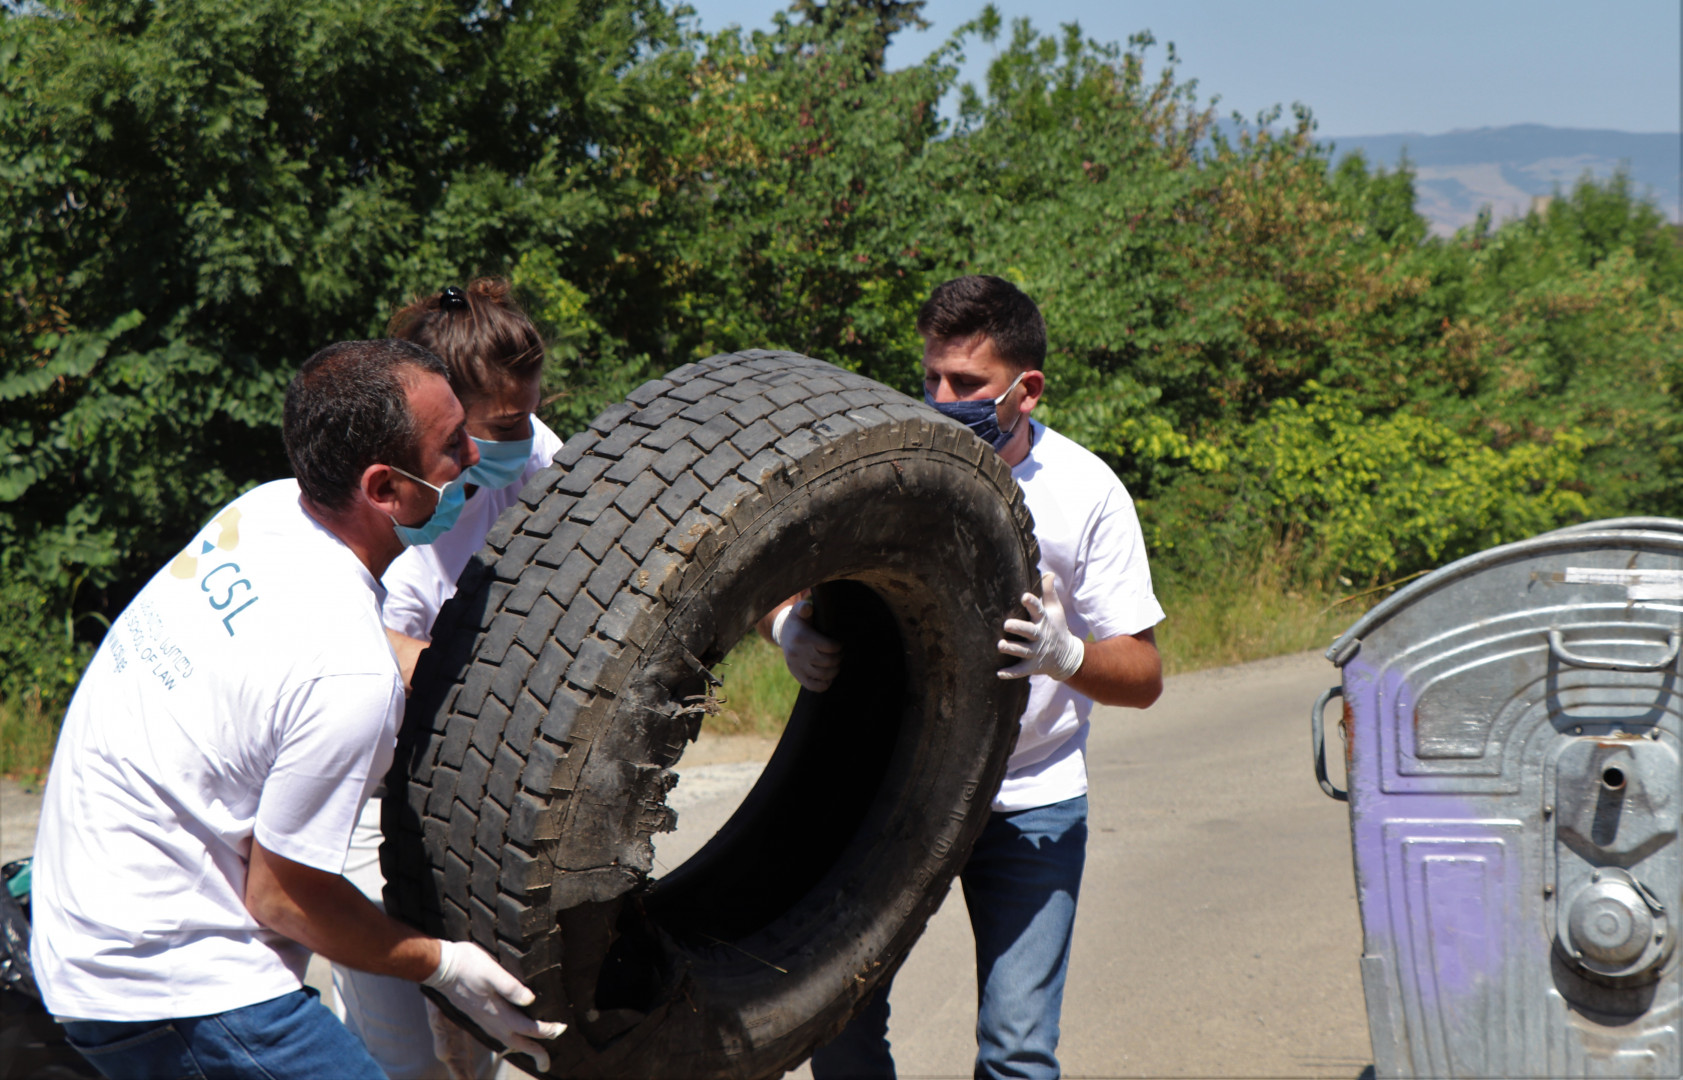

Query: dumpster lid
[
  {"left": 1542, "top": 517, "right": 1683, "bottom": 537},
  {"left": 1324, "top": 522, "right": 1683, "bottom": 668}
]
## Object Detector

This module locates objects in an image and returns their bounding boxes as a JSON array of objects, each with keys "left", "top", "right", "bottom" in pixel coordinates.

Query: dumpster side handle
[
  {"left": 1311, "top": 685, "right": 1348, "bottom": 802},
  {"left": 1548, "top": 629, "right": 1682, "bottom": 673}
]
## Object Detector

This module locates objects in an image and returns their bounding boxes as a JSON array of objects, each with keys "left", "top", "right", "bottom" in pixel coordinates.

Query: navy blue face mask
[{"left": 924, "top": 371, "right": 1027, "bottom": 452}]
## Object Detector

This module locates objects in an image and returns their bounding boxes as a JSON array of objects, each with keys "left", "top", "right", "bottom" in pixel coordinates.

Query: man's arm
[
  {"left": 754, "top": 596, "right": 798, "bottom": 644},
  {"left": 1064, "top": 627, "right": 1161, "bottom": 708},
  {"left": 999, "top": 571, "right": 1162, "bottom": 708},
  {"left": 247, "top": 839, "right": 439, "bottom": 979},
  {"left": 247, "top": 841, "right": 566, "bottom": 1069},
  {"left": 385, "top": 628, "right": 428, "bottom": 696}
]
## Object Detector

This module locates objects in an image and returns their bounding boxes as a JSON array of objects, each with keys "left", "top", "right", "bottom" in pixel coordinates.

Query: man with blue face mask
[
  {"left": 30, "top": 340, "right": 568, "bottom": 1079},
  {"left": 805, "top": 276, "right": 1165, "bottom": 1080}
]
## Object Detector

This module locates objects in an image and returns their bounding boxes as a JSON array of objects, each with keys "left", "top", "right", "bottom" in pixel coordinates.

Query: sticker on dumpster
[{"left": 1556, "top": 567, "right": 1683, "bottom": 600}]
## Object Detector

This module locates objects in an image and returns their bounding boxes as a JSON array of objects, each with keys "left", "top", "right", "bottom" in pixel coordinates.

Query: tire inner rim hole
[
  {"left": 629, "top": 579, "right": 909, "bottom": 953},
  {"left": 1604, "top": 766, "right": 1627, "bottom": 791}
]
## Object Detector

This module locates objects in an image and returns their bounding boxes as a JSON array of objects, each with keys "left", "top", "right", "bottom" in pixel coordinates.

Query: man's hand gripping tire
[
  {"left": 773, "top": 598, "right": 843, "bottom": 692},
  {"left": 998, "top": 571, "right": 1085, "bottom": 682},
  {"left": 424, "top": 940, "right": 565, "bottom": 1072}
]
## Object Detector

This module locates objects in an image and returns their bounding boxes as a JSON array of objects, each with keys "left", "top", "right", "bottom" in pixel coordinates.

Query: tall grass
[
  {"left": 0, "top": 691, "right": 59, "bottom": 786},
  {"left": 1154, "top": 548, "right": 1371, "bottom": 676}
]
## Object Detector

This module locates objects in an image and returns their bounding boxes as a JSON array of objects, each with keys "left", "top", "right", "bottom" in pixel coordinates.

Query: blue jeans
[
  {"left": 811, "top": 795, "right": 1088, "bottom": 1080},
  {"left": 61, "top": 987, "right": 386, "bottom": 1080}
]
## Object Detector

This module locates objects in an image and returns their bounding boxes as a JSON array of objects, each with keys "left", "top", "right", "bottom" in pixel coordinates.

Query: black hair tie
[{"left": 439, "top": 286, "right": 468, "bottom": 311}]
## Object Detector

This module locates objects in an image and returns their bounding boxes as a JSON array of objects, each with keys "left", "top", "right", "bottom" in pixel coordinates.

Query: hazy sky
[{"left": 681, "top": 0, "right": 1683, "bottom": 137}]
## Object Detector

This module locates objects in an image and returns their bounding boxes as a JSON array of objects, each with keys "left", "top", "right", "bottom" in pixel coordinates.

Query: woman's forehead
[{"left": 463, "top": 372, "right": 542, "bottom": 416}]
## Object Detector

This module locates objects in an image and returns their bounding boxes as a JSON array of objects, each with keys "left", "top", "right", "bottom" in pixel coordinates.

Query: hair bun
[{"left": 466, "top": 278, "right": 512, "bottom": 305}]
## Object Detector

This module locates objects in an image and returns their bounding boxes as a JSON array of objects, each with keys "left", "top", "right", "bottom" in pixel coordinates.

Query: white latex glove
[
  {"left": 425, "top": 998, "right": 483, "bottom": 1080},
  {"left": 772, "top": 598, "right": 843, "bottom": 692},
  {"left": 423, "top": 940, "right": 566, "bottom": 1073},
  {"left": 998, "top": 572, "right": 1085, "bottom": 682}
]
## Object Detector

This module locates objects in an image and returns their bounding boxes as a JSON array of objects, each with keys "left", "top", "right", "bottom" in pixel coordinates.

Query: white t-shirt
[
  {"left": 31, "top": 480, "right": 405, "bottom": 1021},
  {"left": 381, "top": 417, "right": 564, "bottom": 642},
  {"left": 994, "top": 421, "right": 1166, "bottom": 812}
]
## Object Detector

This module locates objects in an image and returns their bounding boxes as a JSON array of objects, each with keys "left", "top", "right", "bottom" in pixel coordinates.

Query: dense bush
[
  {"left": 3, "top": 0, "right": 1680, "bottom": 717},
  {"left": 1147, "top": 386, "right": 1591, "bottom": 584}
]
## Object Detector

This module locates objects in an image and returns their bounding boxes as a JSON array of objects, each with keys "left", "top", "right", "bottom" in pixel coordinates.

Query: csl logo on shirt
[{"left": 168, "top": 507, "right": 260, "bottom": 636}]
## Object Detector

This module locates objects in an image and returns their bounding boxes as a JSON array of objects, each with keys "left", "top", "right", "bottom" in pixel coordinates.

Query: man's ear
[
  {"left": 1018, "top": 369, "right": 1047, "bottom": 412},
  {"left": 361, "top": 462, "right": 402, "bottom": 517}
]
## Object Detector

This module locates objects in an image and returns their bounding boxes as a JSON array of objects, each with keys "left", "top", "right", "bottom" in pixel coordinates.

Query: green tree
[
  {"left": 616, "top": 11, "right": 954, "bottom": 388},
  {"left": 0, "top": 0, "right": 691, "bottom": 708}
]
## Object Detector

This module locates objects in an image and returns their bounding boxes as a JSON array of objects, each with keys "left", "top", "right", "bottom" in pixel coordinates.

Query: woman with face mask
[{"left": 332, "top": 279, "right": 564, "bottom": 1080}]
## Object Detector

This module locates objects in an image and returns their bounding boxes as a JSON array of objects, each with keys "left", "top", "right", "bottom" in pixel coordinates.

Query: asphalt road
[
  {"left": 4, "top": 650, "right": 1370, "bottom": 1079},
  {"left": 654, "top": 649, "right": 1370, "bottom": 1080}
]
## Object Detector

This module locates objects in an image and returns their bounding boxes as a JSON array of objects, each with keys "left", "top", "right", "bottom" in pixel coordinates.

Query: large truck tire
[{"left": 382, "top": 350, "right": 1039, "bottom": 1078}]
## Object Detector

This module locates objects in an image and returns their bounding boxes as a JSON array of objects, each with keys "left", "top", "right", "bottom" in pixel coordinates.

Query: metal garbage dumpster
[{"left": 1312, "top": 521, "right": 1683, "bottom": 1078}]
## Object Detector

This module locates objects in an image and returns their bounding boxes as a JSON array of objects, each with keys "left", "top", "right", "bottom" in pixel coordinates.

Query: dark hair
[
  {"left": 915, "top": 275, "right": 1047, "bottom": 370},
  {"left": 387, "top": 277, "right": 545, "bottom": 399},
  {"left": 283, "top": 339, "right": 449, "bottom": 511}
]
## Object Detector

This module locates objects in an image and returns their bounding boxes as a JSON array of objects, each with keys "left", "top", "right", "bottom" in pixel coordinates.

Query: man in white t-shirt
[
  {"left": 31, "top": 339, "right": 566, "bottom": 1079},
  {"left": 796, "top": 276, "right": 1165, "bottom": 1080}
]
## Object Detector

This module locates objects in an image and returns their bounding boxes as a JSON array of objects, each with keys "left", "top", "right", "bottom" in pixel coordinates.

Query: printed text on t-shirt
[
  {"left": 199, "top": 560, "right": 260, "bottom": 635},
  {"left": 122, "top": 599, "right": 195, "bottom": 690}
]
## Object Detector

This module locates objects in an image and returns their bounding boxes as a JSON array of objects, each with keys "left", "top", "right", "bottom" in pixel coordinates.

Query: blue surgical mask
[
  {"left": 464, "top": 434, "right": 534, "bottom": 492},
  {"left": 924, "top": 371, "right": 1027, "bottom": 452},
  {"left": 388, "top": 465, "right": 469, "bottom": 547}
]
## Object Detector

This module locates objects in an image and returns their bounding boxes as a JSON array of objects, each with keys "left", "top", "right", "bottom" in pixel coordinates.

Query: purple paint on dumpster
[{"left": 1343, "top": 657, "right": 1511, "bottom": 1005}]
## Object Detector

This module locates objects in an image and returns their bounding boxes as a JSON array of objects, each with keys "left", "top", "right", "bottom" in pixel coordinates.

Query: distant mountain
[{"left": 1323, "top": 124, "right": 1680, "bottom": 236}]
